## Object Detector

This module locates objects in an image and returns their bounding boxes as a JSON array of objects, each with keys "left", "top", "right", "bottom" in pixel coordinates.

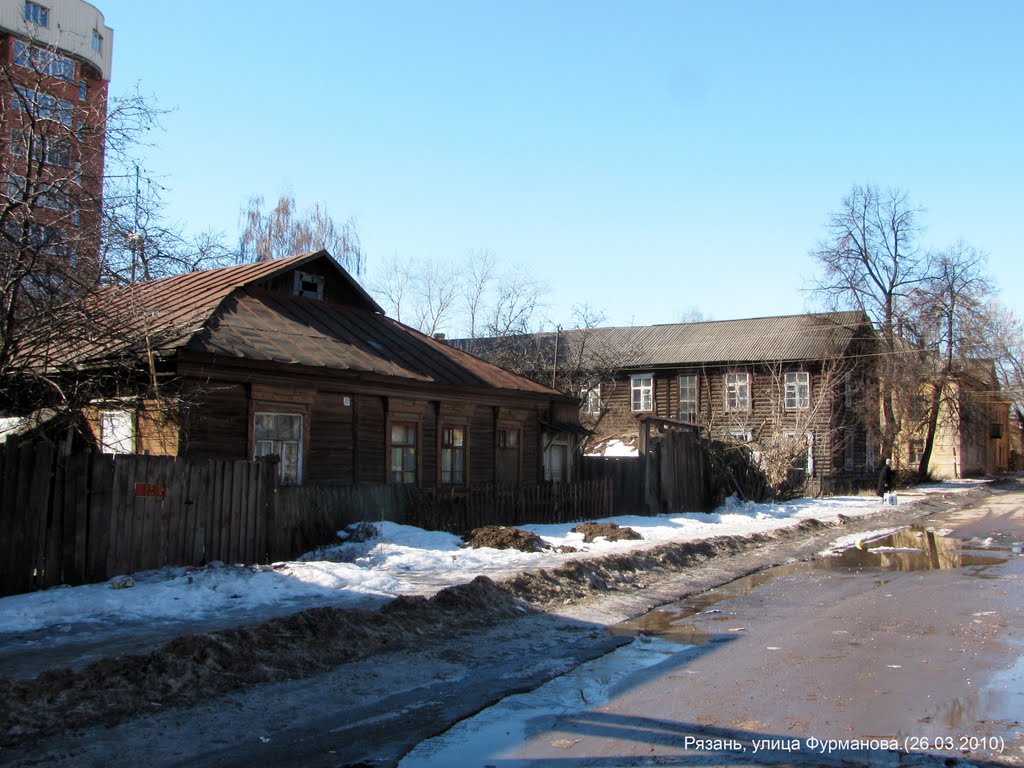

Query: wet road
[{"left": 409, "top": 482, "right": 1024, "bottom": 767}]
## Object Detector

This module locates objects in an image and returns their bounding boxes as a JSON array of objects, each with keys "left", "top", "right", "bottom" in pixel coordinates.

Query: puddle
[{"left": 612, "top": 526, "right": 1008, "bottom": 645}]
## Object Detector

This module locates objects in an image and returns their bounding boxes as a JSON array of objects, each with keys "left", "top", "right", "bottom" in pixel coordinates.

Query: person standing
[{"left": 877, "top": 457, "right": 894, "bottom": 497}]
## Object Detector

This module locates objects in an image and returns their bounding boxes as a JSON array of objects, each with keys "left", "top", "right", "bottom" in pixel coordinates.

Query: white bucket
[{"left": 884, "top": 492, "right": 898, "bottom": 506}]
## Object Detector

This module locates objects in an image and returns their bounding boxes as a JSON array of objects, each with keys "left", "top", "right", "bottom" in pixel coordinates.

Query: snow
[
  {"left": 400, "top": 635, "right": 682, "bottom": 767},
  {"left": 586, "top": 438, "right": 639, "bottom": 457},
  {"left": 0, "top": 480, "right": 983, "bottom": 640}
]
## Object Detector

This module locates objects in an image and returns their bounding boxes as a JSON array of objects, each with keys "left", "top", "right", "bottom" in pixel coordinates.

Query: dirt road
[
  {"left": 407, "top": 481, "right": 1024, "bottom": 767},
  {"left": 0, "top": 484, "right": 1010, "bottom": 767}
]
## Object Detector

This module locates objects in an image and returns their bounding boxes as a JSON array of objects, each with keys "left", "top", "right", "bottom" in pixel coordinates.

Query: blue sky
[{"left": 97, "top": 1, "right": 1023, "bottom": 330}]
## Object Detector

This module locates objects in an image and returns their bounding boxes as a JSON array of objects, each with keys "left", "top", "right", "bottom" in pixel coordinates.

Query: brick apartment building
[{"left": 1, "top": 0, "right": 112, "bottom": 265}]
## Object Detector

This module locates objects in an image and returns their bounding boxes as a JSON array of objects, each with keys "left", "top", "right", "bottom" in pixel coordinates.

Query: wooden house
[
  {"left": 453, "top": 312, "right": 879, "bottom": 495},
  {"left": 55, "top": 251, "right": 582, "bottom": 487}
]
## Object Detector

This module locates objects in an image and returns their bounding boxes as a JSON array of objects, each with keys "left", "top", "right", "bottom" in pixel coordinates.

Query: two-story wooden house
[{"left": 455, "top": 311, "right": 879, "bottom": 494}]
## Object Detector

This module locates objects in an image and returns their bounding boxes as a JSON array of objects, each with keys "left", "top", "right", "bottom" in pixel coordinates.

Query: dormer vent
[{"left": 293, "top": 270, "right": 325, "bottom": 300}]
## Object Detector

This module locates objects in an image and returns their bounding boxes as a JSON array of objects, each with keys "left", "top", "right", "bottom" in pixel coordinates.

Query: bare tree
[
  {"left": 810, "top": 185, "right": 927, "bottom": 458},
  {"left": 980, "top": 302, "right": 1024, "bottom": 418},
  {"left": 677, "top": 306, "right": 708, "bottom": 323},
  {"left": 463, "top": 248, "right": 495, "bottom": 339},
  {"left": 369, "top": 252, "right": 414, "bottom": 324},
  {"left": 238, "top": 193, "right": 364, "bottom": 274},
  {"left": 486, "top": 266, "right": 548, "bottom": 338},
  {"left": 413, "top": 258, "right": 460, "bottom": 337}
]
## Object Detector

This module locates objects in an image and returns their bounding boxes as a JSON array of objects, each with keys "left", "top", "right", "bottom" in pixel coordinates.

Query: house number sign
[{"left": 134, "top": 483, "right": 167, "bottom": 498}]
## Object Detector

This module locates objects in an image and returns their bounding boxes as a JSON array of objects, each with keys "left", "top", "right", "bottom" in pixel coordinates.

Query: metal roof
[
  {"left": 452, "top": 311, "right": 873, "bottom": 369},
  {"left": 191, "top": 288, "right": 560, "bottom": 393},
  {"left": 58, "top": 252, "right": 560, "bottom": 396}
]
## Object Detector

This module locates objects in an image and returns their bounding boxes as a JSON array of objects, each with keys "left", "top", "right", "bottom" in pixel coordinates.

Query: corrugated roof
[{"left": 452, "top": 311, "right": 872, "bottom": 368}]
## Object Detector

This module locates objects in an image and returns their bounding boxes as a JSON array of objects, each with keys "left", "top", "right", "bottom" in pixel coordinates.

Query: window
[
  {"left": 12, "top": 86, "right": 74, "bottom": 126},
  {"left": 13, "top": 41, "right": 75, "bottom": 81},
  {"left": 99, "top": 411, "right": 133, "bottom": 454},
  {"left": 78, "top": 81, "right": 87, "bottom": 101},
  {"left": 908, "top": 439, "right": 924, "bottom": 466},
  {"left": 293, "top": 270, "right": 325, "bottom": 300},
  {"left": 254, "top": 412, "right": 303, "bottom": 484},
  {"left": 497, "top": 428, "right": 520, "bottom": 486},
  {"left": 390, "top": 423, "right": 417, "bottom": 484},
  {"left": 784, "top": 371, "right": 811, "bottom": 410},
  {"left": 580, "top": 383, "right": 600, "bottom": 415},
  {"left": 544, "top": 434, "right": 570, "bottom": 483},
  {"left": 24, "top": 1, "right": 48, "bottom": 26},
  {"left": 7, "top": 173, "right": 72, "bottom": 212},
  {"left": 91, "top": 29, "right": 103, "bottom": 52},
  {"left": 729, "top": 429, "right": 753, "bottom": 443},
  {"left": 725, "top": 372, "right": 750, "bottom": 411},
  {"left": 631, "top": 374, "right": 654, "bottom": 412},
  {"left": 441, "top": 426, "right": 466, "bottom": 485},
  {"left": 678, "top": 374, "right": 698, "bottom": 422}
]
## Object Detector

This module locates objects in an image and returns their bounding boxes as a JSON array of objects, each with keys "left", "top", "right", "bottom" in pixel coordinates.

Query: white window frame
[
  {"left": 13, "top": 40, "right": 76, "bottom": 81},
  {"left": 630, "top": 374, "right": 654, "bottom": 412},
  {"left": 24, "top": 1, "right": 49, "bottom": 27},
  {"left": 389, "top": 422, "right": 418, "bottom": 485},
  {"left": 784, "top": 371, "right": 811, "bottom": 411},
  {"left": 725, "top": 372, "right": 750, "bottom": 411},
  {"left": 91, "top": 29, "right": 103, "bottom": 52},
  {"left": 678, "top": 373, "right": 699, "bottom": 422},
  {"left": 580, "top": 383, "right": 601, "bottom": 415},
  {"left": 254, "top": 412, "right": 304, "bottom": 484},
  {"left": 729, "top": 429, "right": 753, "bottom": 443}
]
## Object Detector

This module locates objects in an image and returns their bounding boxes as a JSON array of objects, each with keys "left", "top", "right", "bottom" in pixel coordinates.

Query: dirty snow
[
  {"left": 0, "top": 481, "right": 982, "bottom": 639},
  {"left": 401, "top": 635, "right": 682, "bottom": 768}
]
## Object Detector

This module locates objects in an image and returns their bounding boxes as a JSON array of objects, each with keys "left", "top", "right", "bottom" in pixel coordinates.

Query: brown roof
[
  {"left": 59, "top": 252, "right": 561, "bottom": 397},
  {"left": 191, "top": 288, "right": 560, "bottom": 393}
]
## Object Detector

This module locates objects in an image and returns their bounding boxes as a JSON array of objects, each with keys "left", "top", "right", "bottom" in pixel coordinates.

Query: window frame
[
  {"left": 908, "top": 438, "right": 924, "bottom": 466},
  {"left": 543, "top": 433, "right": 571, "bottom": 483},
  {"left": 99, "top": 410, "right": 134, "bottom": 454},
  {"left": 12, "top": 85, "right": 74, "bottom": 126},
  {"left": 580, "top": 382, "right": 601, "bottom": 416},
  {"left": 24, "top": 1, "right": 49, "bottom": 27},
  {"left": 630, "top": 374, "right": 654, "bottom": 412},
  {"left": 724, "top": 371, "right": 751, "bottom": 412},
  {"left": 253, "top": 411, "right": 304, "bottom": 485},
  {"left": 440, "top": 425, "right": 467, "bottom": 485},
  {"left": 784, "top": 371, "right": 811, "bottom": 411},
  {"left": 13, "top": 40, "right": 76, "bottom": 81},
  {"left": 389, "top": 421, "right": 418, "bottom": 485},
  {"left": 91, "top": 29, "right": 103, "bottom": 52},
  {"left": 678, "top": 373, "right": 699, "bottom": 423}
]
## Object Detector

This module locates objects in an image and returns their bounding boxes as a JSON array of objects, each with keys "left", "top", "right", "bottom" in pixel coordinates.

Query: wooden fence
[
  {"left": 582, "top": 429, "right": 716, "bottom": 517},
  {"left": 0, "top": 436, "right": 614, "bottom": 596},
  {"left": 581, "top": 456, "right": 645, "bottom": 516}
]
